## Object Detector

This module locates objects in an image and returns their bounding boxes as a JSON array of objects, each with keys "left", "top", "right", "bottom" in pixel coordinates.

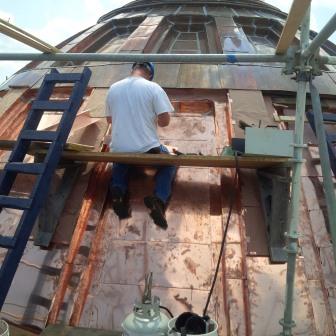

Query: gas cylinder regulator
[
  {"left": 121, "top": 273, "right": 218, "bottom": 336},
  {"left": 122, "top": 273, "right": 170, "bottom": 336}
]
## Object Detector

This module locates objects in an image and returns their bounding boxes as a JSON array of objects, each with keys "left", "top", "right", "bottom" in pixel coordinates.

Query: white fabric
[{"left": 105, "top": 76, "right": 174, "bottom": 153}]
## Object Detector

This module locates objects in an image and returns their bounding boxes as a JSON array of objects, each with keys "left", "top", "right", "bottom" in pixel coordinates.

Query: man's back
[{"left": 106, "top": 76, "right": 173, "bottom": 153}]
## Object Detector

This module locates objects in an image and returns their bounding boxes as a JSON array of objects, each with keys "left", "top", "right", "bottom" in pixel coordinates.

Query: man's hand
[
  {"left": 157, "top": 112, "right": 170, "bottom": 127},
  {"left": 104, "top": 118, "right": 112, "bottom": 145}
]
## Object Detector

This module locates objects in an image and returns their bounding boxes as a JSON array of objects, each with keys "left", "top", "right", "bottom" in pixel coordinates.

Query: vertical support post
[
  {"left": 280, "top": 6, "right": 311, "bottom": 336},
  {"left": 310, "top": 82, "right": 336, "bottom": 262}
]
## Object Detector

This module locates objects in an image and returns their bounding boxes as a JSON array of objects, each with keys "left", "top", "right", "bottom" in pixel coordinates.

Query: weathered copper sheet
[{"left": 1, "top": 1, "right": 336, "bottom": 333}]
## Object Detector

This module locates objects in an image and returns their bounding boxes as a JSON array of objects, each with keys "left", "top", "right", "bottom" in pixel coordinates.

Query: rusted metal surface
[
  {"left": 46, "top": 160, "right": 109, "bottom": 325},
  {"left": 69, "top": 168, "right": 110, "bottom": 326}
]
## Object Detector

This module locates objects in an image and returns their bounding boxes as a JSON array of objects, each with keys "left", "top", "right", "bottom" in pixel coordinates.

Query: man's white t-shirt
[{"left": 105, "top": 76, "right": 174, "bottom": 153}]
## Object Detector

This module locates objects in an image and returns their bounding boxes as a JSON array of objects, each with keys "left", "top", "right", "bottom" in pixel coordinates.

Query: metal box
[{"left": 245, "top": 127, "right": 294, "bottom": 157}]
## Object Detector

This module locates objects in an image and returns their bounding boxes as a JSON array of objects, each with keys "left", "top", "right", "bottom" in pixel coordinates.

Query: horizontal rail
[
  {"left": 58, "top": 151, "right": 291, "bottom": 168},
  {"left": 0, "top": 142, "right": 290, "bottom": 168},
  {"left": 0, "top": 53, "right": 335, "bottom": 65},
  {"left": 0, "top": 53, "right": 288, "bottom": 63},
  {"left": 319, "top": 55, "right": 336, "bottom": 65}
]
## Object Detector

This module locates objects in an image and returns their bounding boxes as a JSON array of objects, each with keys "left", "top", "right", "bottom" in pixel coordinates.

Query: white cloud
[
  {"left": 30, "top": 17, "right": 91, "bottom": 46},
  {"left": 83, "top": 0, "right": 107, "bottom": 24},
  {"left": 0, "top": 10, "right": 15, "bottom": 23}
]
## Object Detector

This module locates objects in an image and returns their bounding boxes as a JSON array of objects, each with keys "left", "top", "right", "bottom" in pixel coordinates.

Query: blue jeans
[{"left": 110, "top": 145, "right": 177, "bottom": 203}]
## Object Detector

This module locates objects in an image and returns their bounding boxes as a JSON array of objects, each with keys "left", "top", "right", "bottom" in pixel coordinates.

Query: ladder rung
[
  {"left": 20, "top": 130, "right": 57, "bottom": 142},
  {"left": 0, "top": 196, "right": 32, "bottom": 210},
  {"left": 323, "top": 113, "right": 336, "bottom": 123},
  {"left": 5, "top": 162, "right": 45, "bottom": 175},
  {"left": 45, "top": 73, "right": 82, "bottom": 83},
  {"left": 0, "top": 236, "right": 15, "bottom": 249},
  {"left": 32, "top": 100, "right": 71, "bottom": 111}
]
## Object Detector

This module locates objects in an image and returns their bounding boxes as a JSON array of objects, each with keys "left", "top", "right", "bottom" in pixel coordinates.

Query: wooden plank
[
  {"left": 274, "top": 115, "right": 309, "bottom": 123},
  {"left": 38, "top": 151, "right": 292, "bottom": 168},
  {"left": 0, "top": 141, "right": 291, "bottom": 168},
  {"left": 0, "top": 18, "right": 61, "bottom": 53},
  {"left": 276, "top": 0, "right": 312, "bottom": 54}
]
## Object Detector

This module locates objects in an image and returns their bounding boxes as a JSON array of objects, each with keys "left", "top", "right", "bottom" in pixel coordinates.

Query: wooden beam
[
  {"left": 276, "top": 0, "right": 311, "bottom": 55},
  {"left": 0, "top": 140, "right": 291, "bottom": 168},
  {"left": 0, "top": 18, "right": 61, "bottom": 53},
  {"left": 57, "top": 151, "right": 290, "bottom": 168}
]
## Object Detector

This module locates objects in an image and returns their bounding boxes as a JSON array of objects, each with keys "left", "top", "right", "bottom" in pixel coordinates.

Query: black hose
[
  {"left": 203, "top": 153, "right": 240, "bottom": 317},
  {"left": 160, "top": 305, "right": 174, "bottom": 318}
]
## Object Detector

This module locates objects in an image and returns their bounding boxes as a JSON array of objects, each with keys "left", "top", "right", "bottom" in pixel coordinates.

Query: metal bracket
[
  {"left": 257, "top": 167, "right": 291, "bottom": 263},
  {"left": 282, "top": 46, "right": 300, "bottom": 76},
  {"left": 282, "top": 46, "right": 322, "bottom": 78},
  {"left": 291, "top": 143, "right": 308, "bottom": 148}
]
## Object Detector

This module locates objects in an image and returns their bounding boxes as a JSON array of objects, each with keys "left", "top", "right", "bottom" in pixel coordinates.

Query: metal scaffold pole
[
  {"left": 309, "top": 82, "right": 336, "bottom": 263},
  {"left": 302, "top": 12, "right": 336, "bottom": 58},
  {"left": 280, "top": 6, "right": 311, "bottom": 336}
]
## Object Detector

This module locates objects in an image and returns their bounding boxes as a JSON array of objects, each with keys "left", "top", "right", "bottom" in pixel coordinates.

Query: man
[{"left": 105, "top": 62, "right": 176, "bottom": 230}]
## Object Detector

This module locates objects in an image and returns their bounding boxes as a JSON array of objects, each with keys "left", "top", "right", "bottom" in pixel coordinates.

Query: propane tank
[{"left": 121, "top": 273, "right": 169, "bottom": 336}]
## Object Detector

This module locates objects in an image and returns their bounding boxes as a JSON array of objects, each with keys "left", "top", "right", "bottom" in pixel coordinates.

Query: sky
[{"left": 0, "top": 0, "right": 335, "bottom": 84}]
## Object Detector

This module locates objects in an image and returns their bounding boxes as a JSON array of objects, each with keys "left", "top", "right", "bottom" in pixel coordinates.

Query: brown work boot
[
  {"left": 144, "top": 195, "right": 167, "bottom": 230},
  {"left": 109, "top": 186, "right": 131, "bottom": 220}
]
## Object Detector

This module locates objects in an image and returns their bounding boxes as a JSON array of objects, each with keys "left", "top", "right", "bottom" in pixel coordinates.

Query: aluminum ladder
[{"left": 0, "top": 67, "right": 91, "bottom": 310}]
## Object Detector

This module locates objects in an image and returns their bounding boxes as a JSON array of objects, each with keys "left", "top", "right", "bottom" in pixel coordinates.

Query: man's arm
[
  {"left": 153, "top": 84, "right": 174, "bottom": 127},
  {"left": 157, "top": 112, "right": 170, "bottom": 127}
]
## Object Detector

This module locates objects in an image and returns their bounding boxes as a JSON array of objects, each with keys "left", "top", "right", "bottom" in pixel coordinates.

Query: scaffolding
[{"left": 0, "top": 1, "right": 336, "bottom": 335}]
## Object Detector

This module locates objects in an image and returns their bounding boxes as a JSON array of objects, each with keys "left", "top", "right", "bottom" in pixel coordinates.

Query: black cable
[
  {"left": 160, "top": 305, "right": 174, "bottom": 318},
  {"left": 203, "top": 153, "right": 240, "bottom": 317}
]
